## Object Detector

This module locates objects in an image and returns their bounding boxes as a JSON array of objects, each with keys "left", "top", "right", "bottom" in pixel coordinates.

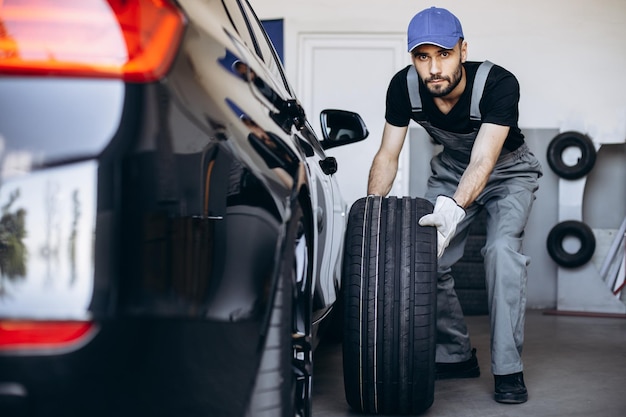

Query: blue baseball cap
[{"left": 407, "top": 7, "right": 464, "bottom": 52}]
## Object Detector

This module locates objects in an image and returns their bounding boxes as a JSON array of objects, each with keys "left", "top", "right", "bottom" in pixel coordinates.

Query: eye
[{"left": 440, "top": 51, "right": 450, "bottom": 58}]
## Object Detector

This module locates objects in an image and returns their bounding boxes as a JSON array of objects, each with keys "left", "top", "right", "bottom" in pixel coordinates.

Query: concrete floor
[{"left": 312, "top": 309, "right": 626, "bottom": 417}]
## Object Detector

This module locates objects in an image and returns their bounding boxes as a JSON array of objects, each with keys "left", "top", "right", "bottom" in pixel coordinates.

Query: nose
[{"left": 429, "top": 57, "right": 441, "bottom": 75}]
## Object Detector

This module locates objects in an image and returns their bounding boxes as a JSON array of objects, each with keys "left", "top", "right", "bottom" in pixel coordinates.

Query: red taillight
[
  {"left": 0, "top": 320, "right": 96, "bottom": 352},
  {"left": 0, "top": 0, "right": 185, "bottom": 82}
]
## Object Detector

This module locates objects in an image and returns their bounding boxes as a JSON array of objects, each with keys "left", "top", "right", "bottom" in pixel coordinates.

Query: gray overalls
[{"left": 407, "top": 62, "right": 543, "bottom": 375}]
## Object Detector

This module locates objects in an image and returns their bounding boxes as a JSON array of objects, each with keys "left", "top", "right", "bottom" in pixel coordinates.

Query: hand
[{"left": 418, "top": 196, "right": 466, "bottom": 258}]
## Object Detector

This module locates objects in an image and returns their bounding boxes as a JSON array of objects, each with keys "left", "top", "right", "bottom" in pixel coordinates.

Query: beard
[{"left": 423, "top": 62, "right": 463, "bottom": 97}]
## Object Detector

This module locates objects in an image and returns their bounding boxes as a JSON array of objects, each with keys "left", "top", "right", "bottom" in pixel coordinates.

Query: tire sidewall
[
  {"left": 546, "top": 220, "right": 596, "bottom": 268},
  {"left": 547, "top": 131, "right": 596, "bottom": 180}
]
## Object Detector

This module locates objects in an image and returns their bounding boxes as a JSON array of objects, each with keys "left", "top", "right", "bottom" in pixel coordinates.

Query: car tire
[
  {"left": 546, "top": 220, "right": 596, "bottom": 268},
  {"left": 451, "top": 210, "right": 488, "bottom": 315},
  {"left": 452, "top": 262, "right": 487, "bottom": 289},
  {"left": 455, "top": 288, "right": 489, "bottom": 316},
  {"left": 246, "top": 203, "right": 311, "bottom": 417},
  {"left": 342, "top": 196, "right": 437, "bottom": 415},
  {"left": 547, "top": 131, "right": 596, "bottom": 180}
]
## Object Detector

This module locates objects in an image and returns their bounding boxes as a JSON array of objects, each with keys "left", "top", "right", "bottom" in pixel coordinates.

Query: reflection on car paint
[
  {"left": 0, "top": 79, "right": 124, "bottom": 169},
  {"left": 119, "top": 130, "right": 282, "bottom": 321},
  {"left": 217, "top": 48, "right": 280, "bottom": 108},
  {"left": 222, "top": 57, "right": 305, "bottom": 134},
  {"left": 225, "top": 97, "right": 299, "bottom": 187},
  {"left": 0, "top": 161, "right": 96, "bottom": 319},
  {"left": 217, "top": 49, "right": 244, "bottom": 79}
]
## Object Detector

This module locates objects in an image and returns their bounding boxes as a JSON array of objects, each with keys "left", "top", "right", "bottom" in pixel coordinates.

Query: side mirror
[{"left": 319, "top": 109, "right": 369, "bottom": 150}]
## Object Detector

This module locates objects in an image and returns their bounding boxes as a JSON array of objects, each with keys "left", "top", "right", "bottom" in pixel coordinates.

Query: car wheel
[
  {"left": 547, "top": 220, "right": 596, "bottom": 268},
  {"left": 547, "top": 131, "right": 597, "bottom": 180},
  {"left": 246, "top": 203, "right": 312, "bottom": 417},
  {"left": 342, "top": 196, "right": 437, "bottom": 415}
]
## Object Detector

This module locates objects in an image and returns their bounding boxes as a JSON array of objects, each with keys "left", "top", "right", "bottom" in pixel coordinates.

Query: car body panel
[
  {"left": 0, "top": 0, "right": 368, "bottom": 415},
  {"left": 0, "top": 161, "right": 97, "bottom": 320}
]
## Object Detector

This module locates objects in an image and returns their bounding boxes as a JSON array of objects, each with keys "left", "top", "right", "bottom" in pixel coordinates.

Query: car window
[
  {"left": 222, "top": 0, "right": 290, "bottom": 95},
  {"left": 221, "top": 0, "right": 255, "bottom": 55},
  {"left": 300, "top": 121, "right": 326, "bottom": 156},
  {"left": 240, "top": 0, "right": 291, "bottom": 95}
]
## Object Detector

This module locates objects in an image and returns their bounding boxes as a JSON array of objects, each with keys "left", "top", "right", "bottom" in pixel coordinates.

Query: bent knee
[{"left": 482, "top": 236, "right": 523, "bottom": 260}]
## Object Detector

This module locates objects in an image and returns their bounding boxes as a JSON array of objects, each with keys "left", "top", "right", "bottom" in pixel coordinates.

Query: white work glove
[{"left": 418, "top": 195, "right": 466, "bottom": 258}]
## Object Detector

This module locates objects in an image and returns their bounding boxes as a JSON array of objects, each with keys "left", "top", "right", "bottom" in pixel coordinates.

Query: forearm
[
  {"left": 453, "top": 123, "right": 509, "bottom": 208},
  {"left": 453, "top": 158, "right": 492, "bottom": 208},
  {"left": 367, "top": 153, "right": 398, "bottom": 196},
  {"left": 367, "top": 122, "right": 407, "bottom": 196}
]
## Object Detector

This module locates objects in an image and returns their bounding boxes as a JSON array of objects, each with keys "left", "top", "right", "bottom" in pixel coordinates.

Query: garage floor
[{"left": 312, "top": 309, "right": 626, "bottom": 417}]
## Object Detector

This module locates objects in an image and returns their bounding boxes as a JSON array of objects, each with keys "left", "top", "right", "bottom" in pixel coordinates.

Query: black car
[{"left": 0, "top": 1, "right": 368, "bottom": 416}]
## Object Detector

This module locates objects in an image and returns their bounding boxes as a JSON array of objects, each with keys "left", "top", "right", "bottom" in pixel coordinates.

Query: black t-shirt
[{"left": 385, "top": 61, "right": 524, "bottom": 151}]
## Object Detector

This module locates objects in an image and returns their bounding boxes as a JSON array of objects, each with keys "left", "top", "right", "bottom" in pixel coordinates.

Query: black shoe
[
  {"left": 494, "top": 372, "right": 528, "bottom": 404},
  {"left": 436, "top": 348, "right": 480, "bottom": 380}
]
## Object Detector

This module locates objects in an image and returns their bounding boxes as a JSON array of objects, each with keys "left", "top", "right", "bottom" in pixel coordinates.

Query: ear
[{"left": 460, "top": 40, "right": 468, "bottom": 63}]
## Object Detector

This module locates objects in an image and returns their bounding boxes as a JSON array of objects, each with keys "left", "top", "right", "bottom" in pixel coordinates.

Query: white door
[{"left": 298, "top": 34, "right": 410, "bottom": 208}]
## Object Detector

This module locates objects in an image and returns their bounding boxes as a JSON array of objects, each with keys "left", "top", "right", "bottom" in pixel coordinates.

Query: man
[{"left": 367, "top": 7, "right": 542, "bottom": 404}]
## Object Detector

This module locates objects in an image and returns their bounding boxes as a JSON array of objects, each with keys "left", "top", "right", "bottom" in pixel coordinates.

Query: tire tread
[{"left": 342, "top": 196, "right": 436, "bottom": 415}]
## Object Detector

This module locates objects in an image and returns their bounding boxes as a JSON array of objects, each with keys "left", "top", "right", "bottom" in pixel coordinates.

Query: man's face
[{"left": 411, "top": 41, "right": 467, "bottom": 98}]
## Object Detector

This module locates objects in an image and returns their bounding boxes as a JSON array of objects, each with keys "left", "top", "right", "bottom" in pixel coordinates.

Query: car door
[
  {"left": 296, "top": 123, "right": 342, "bottom": 316},
  {"left": 222, "top": 0, "right": 338, "bottom": 315}
]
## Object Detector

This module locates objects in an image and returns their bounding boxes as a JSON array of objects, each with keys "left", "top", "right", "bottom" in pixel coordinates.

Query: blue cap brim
[{"left": 408, "top": 36, "right": 460, "bottom": 52}]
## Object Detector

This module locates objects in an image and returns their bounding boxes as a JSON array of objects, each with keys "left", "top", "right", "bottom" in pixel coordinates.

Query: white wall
[
  {"left": 255, "top": 0, "right": 626, "bottom": 136},
  {"left": 253, "top": 0, "right": 626, "bottom": 309}
]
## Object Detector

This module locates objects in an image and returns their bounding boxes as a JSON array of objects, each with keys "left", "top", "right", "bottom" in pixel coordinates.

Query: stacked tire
[
  {"left": 452, "top": 210, "right": 489, "bottom": 315},
  {"left": 546, "top": 131, "right": 597, "bottom": 268},
  {"left": 342, "top": 196, "right": 437, "bottom": 415}
]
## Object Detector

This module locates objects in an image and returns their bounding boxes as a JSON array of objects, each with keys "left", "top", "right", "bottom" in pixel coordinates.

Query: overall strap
[
  {"left": 470, "top": 60, "right": 494, "bottom": 121},
  {"left": 407, "top": 65, "right": 422, "bottom": 112}
]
